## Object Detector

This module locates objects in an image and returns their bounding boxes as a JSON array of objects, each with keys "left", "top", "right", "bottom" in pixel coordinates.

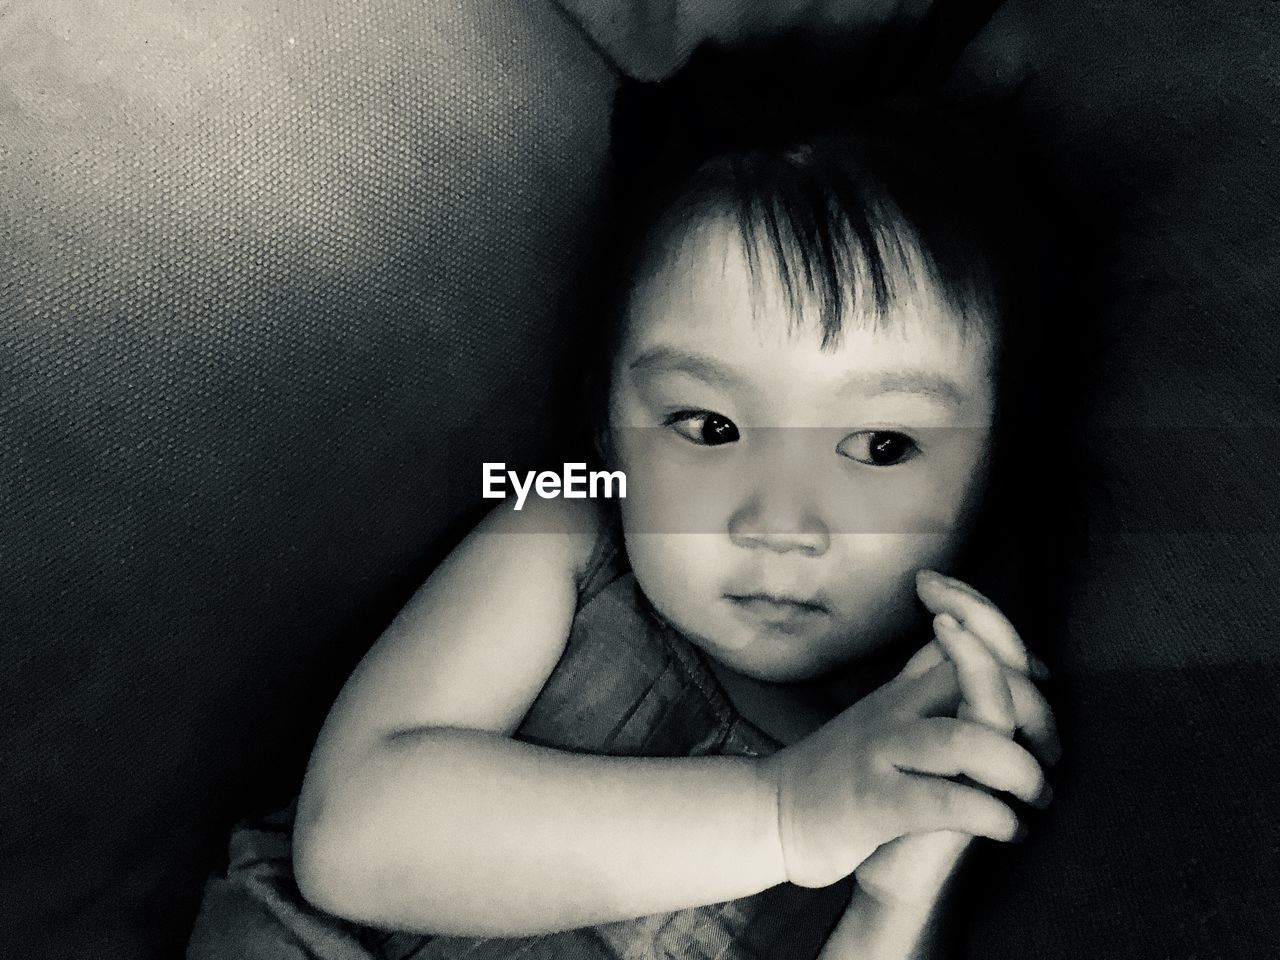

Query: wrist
[
  {"left": 751, "top": 755, "right": 791, "bottom": 887},
  {"left": 820, "top": 885, "right": 943, "bottom": 960},
  {"left": 856, "top": 832, "right": 971, "bottom": 907}
]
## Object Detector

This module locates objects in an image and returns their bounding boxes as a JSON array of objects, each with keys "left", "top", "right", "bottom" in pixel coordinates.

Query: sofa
[{"left": 2, "top": 1, "right": 1276, "bottom": 957}]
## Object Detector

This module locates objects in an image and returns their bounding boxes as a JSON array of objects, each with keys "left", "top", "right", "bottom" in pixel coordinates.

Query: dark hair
[
  {"left": 608, "top": 64, "right": 1022, "bottom": 347},
  {"left": 552, "top": 32, "right": 1091, "bottom": 626}
]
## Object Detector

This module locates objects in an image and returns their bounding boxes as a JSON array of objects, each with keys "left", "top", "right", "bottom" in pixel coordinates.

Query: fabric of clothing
[{"left": 186, "top": 538, "right": 851, "bottom": 960}]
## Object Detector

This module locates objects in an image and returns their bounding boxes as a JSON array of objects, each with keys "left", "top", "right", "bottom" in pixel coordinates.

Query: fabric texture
[
  {"left": 186, "top": 544, "right": 850, "bottom": 960},
  {"left": 0, "top": 2, "right": 615, "bottom": 958}
]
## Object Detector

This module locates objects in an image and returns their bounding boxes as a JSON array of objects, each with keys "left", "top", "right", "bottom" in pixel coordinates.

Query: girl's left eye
[{"left": 837, "top": 430, "right": 920, "bottom": 466}]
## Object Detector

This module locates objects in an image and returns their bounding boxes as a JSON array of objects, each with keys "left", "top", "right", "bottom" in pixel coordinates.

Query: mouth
[{"left": 724, "top": 593, "right": 830, "bottom": 617}]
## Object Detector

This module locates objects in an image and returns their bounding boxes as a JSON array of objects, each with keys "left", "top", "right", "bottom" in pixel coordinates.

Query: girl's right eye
[{"left": 663, "top": 411, "right": 740, "bottom": 446}]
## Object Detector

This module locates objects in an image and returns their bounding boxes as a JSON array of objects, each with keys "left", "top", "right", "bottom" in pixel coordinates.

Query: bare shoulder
[
  {"left": 308, "top": 496, "right": 609, "bottom": 758},
  {"left": 472, "top": 494, "right": 607, "bottom": 590}
]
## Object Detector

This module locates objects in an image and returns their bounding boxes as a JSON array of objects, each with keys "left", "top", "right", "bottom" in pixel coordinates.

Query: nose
[
  {"left": 727, "top": 450, "right": 831, "bottom": 556},
  {"left": 729, "top": 504, "right": 830, "bottom": 555}
]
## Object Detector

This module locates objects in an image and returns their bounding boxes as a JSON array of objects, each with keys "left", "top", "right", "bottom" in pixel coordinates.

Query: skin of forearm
[
  {"left": 293, "top": 728, "right": 788, "bottom": 936},
  {"left": 818, "top": 886, "right": 941, "bottom": 960},
  {"left": 819, "top": 838, "right": 971, "bottom": 960}
]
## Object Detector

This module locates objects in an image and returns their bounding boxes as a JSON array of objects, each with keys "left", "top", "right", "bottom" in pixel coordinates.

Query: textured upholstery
[
  {"left": 2, "top": 0, "right": 1277, "bottom": 958},
  {"left": 949, "top": 3, "right": 1280, "bottom": 956},
  {"left": 0, "top": 2, "right": 613, "bottom": 957}
]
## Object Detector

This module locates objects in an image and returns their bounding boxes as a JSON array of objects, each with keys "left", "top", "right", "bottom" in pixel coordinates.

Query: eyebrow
[
  {"left": 837, "top": 370, "right": 969, "bottom": 409},
  {"left": 629, "top": 346, "right": 970, "bottom": 408},
  {"left": 627, "top": 346, "right": 748, "bottom": 391}
]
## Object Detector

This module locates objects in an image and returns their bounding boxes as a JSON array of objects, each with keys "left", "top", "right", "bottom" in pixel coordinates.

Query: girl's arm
[
  {"left": 817, "top": 574, "right": 1061, "bottom": 960},
  {"left": 292, "top": 496, "right": 788, "bottom": 936},
  {"left": 818, "top": 889, "right": 943, "bottom": 960},
  {"left": 293, "top": 500, "right": 1043, "bottom": 937},
  {"left": 817, "top": 836, "right": 967, "bottom": 960}
]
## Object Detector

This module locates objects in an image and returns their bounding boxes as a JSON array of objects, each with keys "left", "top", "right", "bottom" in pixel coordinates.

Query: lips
[
  {"left": 724, "top": 592, "right": 830, "bottom": 615},
  {"left": 723, "top": 593, "right": 829, "bottom": 635}
]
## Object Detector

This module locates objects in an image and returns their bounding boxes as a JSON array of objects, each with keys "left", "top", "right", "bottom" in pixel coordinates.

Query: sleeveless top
[{"left": 186, "top": 532, "right": 852, "bottom": 960}]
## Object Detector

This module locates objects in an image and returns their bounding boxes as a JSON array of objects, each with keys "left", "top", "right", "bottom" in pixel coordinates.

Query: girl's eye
[
  {"left": 837, "top": 430, "right": 920, "bottom": 466},
  {"left": 664, "top": 411, "right": 740, "bottom": 446}
]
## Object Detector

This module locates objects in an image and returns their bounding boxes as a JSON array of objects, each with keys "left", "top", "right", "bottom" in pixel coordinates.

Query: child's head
[{"left": 582, "top": 41, "right": 1060, "bottom": 683}]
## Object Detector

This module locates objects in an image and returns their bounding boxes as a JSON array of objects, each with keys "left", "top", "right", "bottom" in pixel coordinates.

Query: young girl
[{"left": 196, "top": 38, "right": 1065, "bottom": 960}]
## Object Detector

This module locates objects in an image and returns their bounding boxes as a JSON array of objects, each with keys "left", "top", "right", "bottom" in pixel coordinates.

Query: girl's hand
[
  {"left": 853, "top": 571, "right": 1059, "bottom": 906},
  {"left": 912, "top": 570, "right": 1059, "bottom": 766},
  {"left": 761, "top": 646, "right": 1048, "bottom": 889}
]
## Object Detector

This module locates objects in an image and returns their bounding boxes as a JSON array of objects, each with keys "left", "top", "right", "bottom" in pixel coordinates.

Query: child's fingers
[
  {"left": 933, "top": 613, "right": 1015, "bottom": 735},
  {"left": 1008, "top": 669, "right": 1062, "bottom": 766},
  {"left": 899, "top": 639, "right": 945, "bottom": 679},
  {"left": 892, "top": 717, "right": 1047, "bottom": 807},
  {"left": 900, "top": 776, "right": 1024, "bottom": 843},
  {"left": 915, "top": 570, "right": 1046, "bottom": 678},
  {"left": 932, "top": 607, "right": 1061, "bottom": 764},
  {"left": 887, "top": 657, "right": 961, "bottom": 719}
]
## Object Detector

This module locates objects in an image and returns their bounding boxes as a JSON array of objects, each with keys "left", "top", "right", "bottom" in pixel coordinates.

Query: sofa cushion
[{"left": 0, "top": 2, "right": 614, "bottom": 957}]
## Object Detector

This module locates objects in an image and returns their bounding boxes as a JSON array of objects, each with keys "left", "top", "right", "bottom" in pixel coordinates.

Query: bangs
[{"left": 648, "top": 142, "right": 998, "bottom": 350}]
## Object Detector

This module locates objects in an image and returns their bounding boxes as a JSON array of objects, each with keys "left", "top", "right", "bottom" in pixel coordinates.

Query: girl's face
[{"left": 608, "top": 218, "right": 997, "bottom": 682}]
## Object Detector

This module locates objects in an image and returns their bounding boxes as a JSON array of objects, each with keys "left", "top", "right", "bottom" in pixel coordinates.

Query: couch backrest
[{"left": 0, "top": 2, "right": 614, "bottom": 956}]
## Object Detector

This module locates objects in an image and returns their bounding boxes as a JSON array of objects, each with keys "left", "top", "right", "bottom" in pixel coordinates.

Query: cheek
[
  {"left": 870, "top": 431, "right": 992, "bottom": 534},
  {"left": 621, "top": 533, "right": 722, "bottom": 626},
  {"left": 848, "top": 533, "right": 964, "bottom": 589},
  {"left": 821, "top": 533, "right": 964, "bottom": 653},
  {"left": 611, "top": 422, "right": 743, "bottom": 535}
]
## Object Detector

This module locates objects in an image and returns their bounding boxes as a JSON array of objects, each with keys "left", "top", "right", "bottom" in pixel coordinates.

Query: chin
[
  {"left": 719, "top": 608, "right": 921, "bottom": 682},
  {"left": 697, "top": 629, "right": 852, "bottom": 684}
]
